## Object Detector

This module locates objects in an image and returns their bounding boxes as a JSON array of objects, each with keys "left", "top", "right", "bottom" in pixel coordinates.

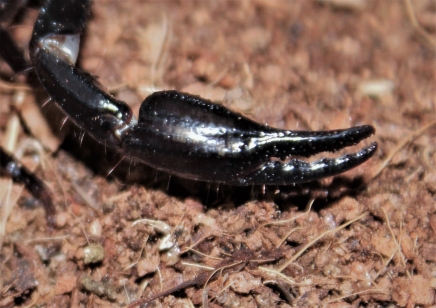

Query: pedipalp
[
  {"left": 28, "top": 0, "right": 377, "bottom": 186},
  {"left": 0, "top": 0, "right": 377, "bottom": 218}
]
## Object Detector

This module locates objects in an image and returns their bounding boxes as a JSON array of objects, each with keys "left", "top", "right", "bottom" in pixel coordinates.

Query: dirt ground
[{"left": 0, "top": 0, "right": 435, "bottom": 307}]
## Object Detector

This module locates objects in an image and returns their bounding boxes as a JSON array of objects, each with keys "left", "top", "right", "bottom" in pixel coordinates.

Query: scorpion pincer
[
  {"left": 1, "top": 0, "right": 377, "bottom": 218},
  {"left": 30, "top": 0, "right": 376, "bottom": 186}
]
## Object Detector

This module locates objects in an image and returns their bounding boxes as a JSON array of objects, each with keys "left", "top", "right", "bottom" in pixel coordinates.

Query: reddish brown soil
[{"left": 1, "top": 1, "right": 435, "bottom": 307}]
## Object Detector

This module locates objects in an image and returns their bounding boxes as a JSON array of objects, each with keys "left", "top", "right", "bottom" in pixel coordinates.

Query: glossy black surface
[
  {"left": 29, "top": 0, "right": 377, "bottom": 186},
  {"left": 32, "top": 49, "right": 134, "bottom": 147},
  {"left": 124, "top": 91, "right": 377, "bottom": 184},
  {"left": 2, "top": 0, "right": 377, "bottom": 197},
  {"left": 0, "top": 148, "right": 56, "bottom": 227},
  {"left": 0, "top": 0, "right": 55, "bottom": 227},
  {"left": 30, "top": 0, "right": 90, "bottom": 47}
]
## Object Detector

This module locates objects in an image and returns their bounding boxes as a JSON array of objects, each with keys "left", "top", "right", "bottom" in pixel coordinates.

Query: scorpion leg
[
  {"left": 30, "top": 0, "right": 377, "bottom": 186},
  {"left": 0, "top": 148, "right": 56, "bottom": 227},
  {"left": 0, "top": 0, "right": 56, "bottom": 227}
]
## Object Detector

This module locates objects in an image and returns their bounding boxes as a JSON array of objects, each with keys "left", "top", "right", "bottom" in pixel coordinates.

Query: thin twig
[
  {"left": 278, "top": 213, "right": 367, "bottom": 272},
  {"left": 372, "top": 119, "right": 436, "bottom": 179}
]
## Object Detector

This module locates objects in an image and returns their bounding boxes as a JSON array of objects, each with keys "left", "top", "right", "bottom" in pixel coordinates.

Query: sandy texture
[{"left": 0, "top": 0, "right": 435, "bottom": 307}]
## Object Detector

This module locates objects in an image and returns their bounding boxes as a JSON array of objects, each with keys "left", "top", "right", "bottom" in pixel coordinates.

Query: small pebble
[
  {"left": 102, "top": 201, "right": 115, "bottom": 214},
  {"left": 89, "top": 219, "right": 102, "bottom": 237},
  {"left": 55, "top": 212, "right": 68, "bottom": 228},
  {"left": 83, "top": 244, "right": 105, "bottom": 264}
]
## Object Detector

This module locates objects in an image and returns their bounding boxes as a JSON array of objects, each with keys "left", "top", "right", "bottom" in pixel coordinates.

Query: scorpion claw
[
  {"left": 120, "top": 91, "right": 377, "bottom": 185},
  {"left": 0, "top": 0, "right": 379, "bottom": 229},
  {"left": 277, "top": 125, "right": 376, "bottom": 158},
  {"left": 243, "top": 142, "right": 378, "bottom": 185},
  {"left": 24, "top": 0, "right": 379, "bottom": 187}
]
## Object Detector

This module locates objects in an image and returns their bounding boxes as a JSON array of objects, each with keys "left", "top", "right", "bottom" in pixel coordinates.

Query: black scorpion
[{"left": 0, "top": 0, "right": 377, "bottom": 226}]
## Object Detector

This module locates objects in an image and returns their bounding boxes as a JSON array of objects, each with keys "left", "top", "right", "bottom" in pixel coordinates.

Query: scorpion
[{"left": 0, "top": 0, "right": 377, "bottom": 227}]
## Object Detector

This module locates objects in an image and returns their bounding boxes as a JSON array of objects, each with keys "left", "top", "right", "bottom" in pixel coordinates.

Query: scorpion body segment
[{"left": 30, "top": 49, "right": 135, "bottom": 148}]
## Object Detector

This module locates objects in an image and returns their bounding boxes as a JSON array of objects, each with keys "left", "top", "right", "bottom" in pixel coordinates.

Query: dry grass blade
[
  {"left": 324, "top": 288, "right": 389, "bottom": 303},
  {"left": 371, "top": 119, "right": 436, "bottom": 179},
  {"left": 278, "top": 213, "right": 367, "bottom": 272},
  {"left": 0, "top": 80, "right": 32, "bottom": 93},
  {"left": 403, "top": 0, "right": 436, "bottom": 51},
  {"left": 0, "top": 93, "right": 23, "bottom": 250},
  {"left": 71, "top": 182, "right": 100, "bottom": 211}
]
